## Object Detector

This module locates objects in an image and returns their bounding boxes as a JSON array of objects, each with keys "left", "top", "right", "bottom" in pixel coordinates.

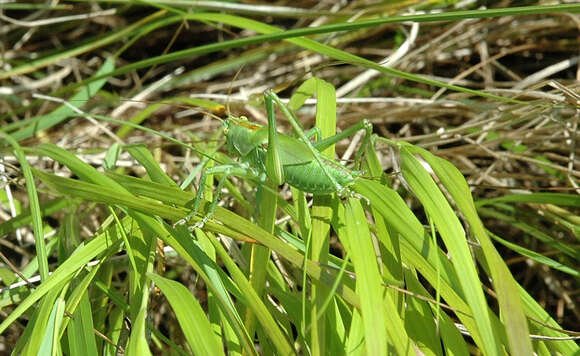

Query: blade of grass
[
  {"left": 404, "top": 269, "right": 469, "bottom": 356},
  {"left": 398, "top": 146, "right": 502, "bottom": 356},
  {"left": 407, "top": 144, "right": 534, "bottom": 355},
  {"left": 0, "top": 222, "right": 123, "bottom": 334},
  {"left": 403, "top": 268, "right": 443, "bottom": 356},
  {"left": 477, "top": 205, "right": 579, "bottom": 259},
  {"left": 37, "top": 298, "right": 66, "bottom": 356},
  {"left": 353, "top": 178, "right": 496, "bottom": 350},
  {"left": 205, "top": 229, "right": 296, "bottom": 356},
  {"left": 149, "top": 273, "right": 226, "bottom": 356},
  {"left": 335, "top": 198, "right": 414, "bottom": 355},
  {"left": 3, "top": 58, "right": 114, "bottom": 141},
  {"left": 477, "top": 193, "right": 580, "bottom": 207},
  {"left": 288, "top": 77, "right": 337, "bottom": 355},
  {"left": 63, "top": 268, "right": 100, "bottom": 356},
  {"left": 488, "top": 231, "right": 579, "bottom": 277},
  {"left": 126, "top": 145, "right": 179, "bottom": 187},
  {"left": 0, "top": 132, "right": 48, "bottom": 281}
]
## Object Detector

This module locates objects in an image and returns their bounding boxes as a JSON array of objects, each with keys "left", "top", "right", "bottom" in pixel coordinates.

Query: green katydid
[{"left": 180, "top": 89, "right": 372, "bottom": 228}]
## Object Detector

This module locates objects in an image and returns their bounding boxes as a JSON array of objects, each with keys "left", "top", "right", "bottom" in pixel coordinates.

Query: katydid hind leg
[
  {"left": 264, "top": 92, "right": 284, "bottom": 186},
  {"left": 265, "top": 90, "right": 345, "bottom": 194},
  {"left": 353, "top": 119, "right": 373, "bottom": 171},
  {"left": 195, "top": 173, "right": 230, "bottom": 229},
  {"left": 253, "top": 172, "right": 268, "bottom": 220}
]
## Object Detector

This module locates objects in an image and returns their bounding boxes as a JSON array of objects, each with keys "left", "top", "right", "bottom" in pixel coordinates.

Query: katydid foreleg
[{"left": 177, "top": 163, "right": 262, "bottom": 229}]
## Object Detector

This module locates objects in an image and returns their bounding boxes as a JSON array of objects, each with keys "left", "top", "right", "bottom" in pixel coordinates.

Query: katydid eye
[{"left": 224, "top": 127, "right": 229, "bottom": 134}]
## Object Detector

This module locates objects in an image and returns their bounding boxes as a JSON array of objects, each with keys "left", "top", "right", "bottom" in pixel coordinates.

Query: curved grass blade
[
  {"left": 404, "top": 144, "right": 533, "bottom": 355},
  {"left": 398, "top": 146, "right": 502, "bottom": 356},
  {"left": 0, "top": 132, "right": 49, "bottom": 281},
  {"left": 3, "top": 58, "right": 114, "bottom": 141},
  {"left": 149, "top": 273, "right": 226, "bottom": 356}
]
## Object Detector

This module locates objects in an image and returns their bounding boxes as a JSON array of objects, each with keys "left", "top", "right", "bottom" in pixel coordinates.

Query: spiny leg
[
  {"left": 313, "top": 118, "right": 373, "bottom": 170},
  {"left": 265, "top": 90, "right": 346, "bottom": 195},
  {"left": 352, "top": 119, "right": 373, "bottom": 171},
  {"left": 304, "top": 126, "right": 322, "bottom": 141},
  {"left": 176, "top": 163, "right": 259, "bottom": 229},
  {"left": 252, "top": 172, "right": 268, "bottom": 220},
  {"left": 312, "top": 119, "right": 373, "bottom": 200}
]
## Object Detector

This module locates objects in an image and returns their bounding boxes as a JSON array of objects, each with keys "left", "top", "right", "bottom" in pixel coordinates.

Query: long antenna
[{"left": 226, "top": 65, "right": 246, "bottom": 116}]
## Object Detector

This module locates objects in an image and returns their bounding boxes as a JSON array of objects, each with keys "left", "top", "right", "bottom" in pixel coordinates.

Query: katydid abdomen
[{"left": 277, "top": 156, "right": 354, "bottom": 193}]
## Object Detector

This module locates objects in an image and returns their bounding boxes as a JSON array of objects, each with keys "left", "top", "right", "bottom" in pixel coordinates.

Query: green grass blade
[
  {"left": 403, "top": 268, "right": 443, "bottom": 356},
  {"left": 0, "top": 132, "right": 49, "bottom": 281},
  {"left": 404, "top": 270, "right": 469, "bottom": 356},
  {"left": 37, "top": 298, "right": 66, "bottom": 356},
  {"left": 207, "top": 232, "right": 296, "bottom": 356},
  {"left": 140, "top": 221, "right": 258, "bottom": 355},
  {"left": 126, "top": 300, "right": 153, "bottom": 356},
  {"left": 4, "top": 58, "right": 114, "bottom": 141},
  {"left": 64, "top": 274, "right": 100, "bottom": 356},
  {"left": 0, "top": 224, "right": 122, "bottom": 334},
  {"left": 398, "top": 147, "right": 502, "bottom": 355},
  {"left": 20, "top": 287, "right": 64, "bottom": 356},
  {"left": 124, "top": 216, "right": 156, "bottom": 356},
  {"left": 477, "top": 193, "right": 580, "bottom": 207},
  {"left": 288, "top": 76, "right": 337, "bottom": 355},
  {"left": 149, "top": 273, "right": 226, "bottom": 356},
  {"left": 29, "top": 143, "right": 126, "bottom": 190},
  {"left": 489, "top": 231, "right": 578, "bottom": 277},
  {"left": 477, "top": 205, "right": 579, "bottom": 259},
  {"left": 353, "top": 179, "right": 493, "bottom": 351},
  {"left": 406, "top": 145, "right": 533, "bottom": 355},
  {"left": 363, "top": 138, "right": 404, "bottom": 304},
  {"left": 335, "top": 198, "right": 414, "bottom": 355},
  {"left": 126, "top": 144, "right": 179, "bottom": 187}
]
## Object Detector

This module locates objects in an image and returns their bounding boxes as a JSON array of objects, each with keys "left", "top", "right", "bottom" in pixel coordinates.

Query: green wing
[{"left": 276, "top": 134, "right": 317, "bottom": 166}]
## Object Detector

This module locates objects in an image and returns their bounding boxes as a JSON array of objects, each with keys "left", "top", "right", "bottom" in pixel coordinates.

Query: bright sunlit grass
[{"left": 1, "top": 2, "right": 579, "bottom": 355}]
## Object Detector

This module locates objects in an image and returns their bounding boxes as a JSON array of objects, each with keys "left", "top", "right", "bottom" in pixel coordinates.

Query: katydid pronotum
[{"left": 179, "top": 89, "right": 372, "bottom": 229}]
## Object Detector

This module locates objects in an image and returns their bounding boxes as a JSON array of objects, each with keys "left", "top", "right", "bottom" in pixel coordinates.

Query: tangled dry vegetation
[{"left": 1, "top": 1, "right": 579, "bottom": 352}]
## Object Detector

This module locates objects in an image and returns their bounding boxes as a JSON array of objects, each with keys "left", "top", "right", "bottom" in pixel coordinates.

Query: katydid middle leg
[
  {"left": 177, "top": 163, "right": 260, "bottom": 229},
  {"left": 313, "top": 118, "right": 373, "bottom": 170}
]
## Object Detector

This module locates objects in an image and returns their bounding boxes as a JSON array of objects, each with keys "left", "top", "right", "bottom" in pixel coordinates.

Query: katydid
[{"left": 180, "top": 89, "right": 372, "bottom": 228}]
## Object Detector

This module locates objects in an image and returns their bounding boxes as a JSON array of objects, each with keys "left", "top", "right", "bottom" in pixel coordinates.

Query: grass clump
[{"left": 1, "top": 2, "right": 579, "bottom": 355}]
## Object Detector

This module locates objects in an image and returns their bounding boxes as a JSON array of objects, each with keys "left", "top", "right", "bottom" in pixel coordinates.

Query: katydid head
[{"left": 222, "top": 115, "right": 267, "bottom": 158}]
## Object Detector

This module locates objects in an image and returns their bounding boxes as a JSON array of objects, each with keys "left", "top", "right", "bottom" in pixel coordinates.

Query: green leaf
[
  {"left": 399, "top": 146, "right": 502, "bottom": 356},
  {"left": 4, "top": 58, "right": 114, "bottom": 141},
  {"left": 0, "top": 132, "right": 49, "bottom": 281},
  {"left": 404, "top": 144, "right": 533, "bottom": 355},
  {"left": 335, "top": 199, "right": 413, "bottom": 355},
  {"left": 38, "top": 298, "right": 66, "bottom": 356},
  {"left": 149, "top": 273, "right": 226, "bottom": 356}
]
